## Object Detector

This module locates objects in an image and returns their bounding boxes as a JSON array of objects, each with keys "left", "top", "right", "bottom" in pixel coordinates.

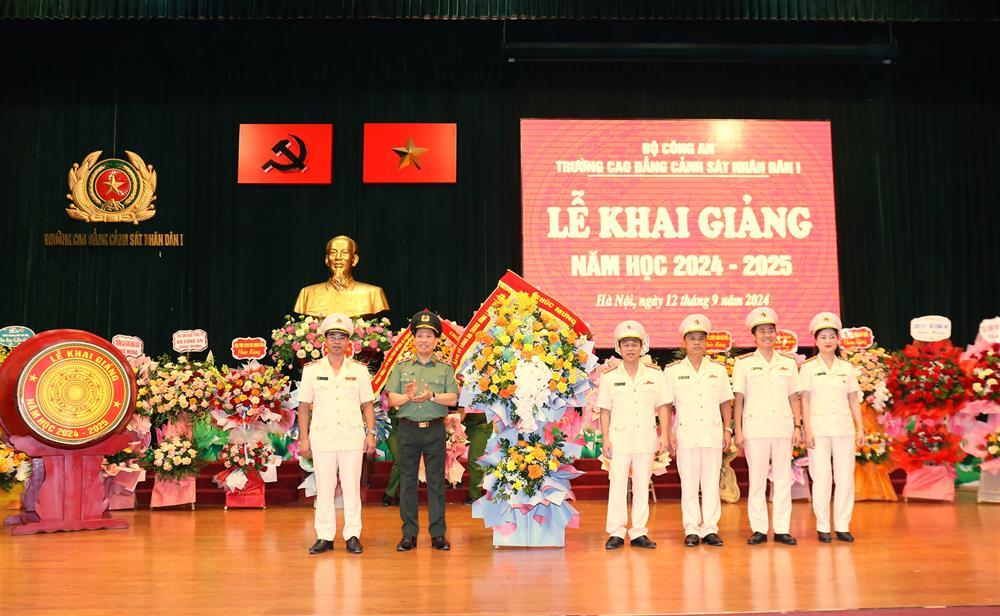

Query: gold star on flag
[{"left": 392, "top": 138, "right": 429, "bottom": 171}]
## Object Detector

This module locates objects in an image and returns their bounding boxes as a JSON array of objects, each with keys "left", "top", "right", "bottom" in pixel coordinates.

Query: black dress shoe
[
  {"left": 345, "top": 536, "right": 363, "bottom": 554},
  {"left": 396, "top": 535, "right": 417, "bottom": 552},
  {"left": 747, "top": 531, "right": 768, "bottom": 545},
  {"left": 835, "top": 531, "right": 855, "bottom": 543},
  {"left": 702, "top": 533, "right": 724, "bottom": 547},
  {"left": 431, "top": 536, "right": 451, "bottom": 551},
  {"left": 382, "top": 493, "right": 392, "bottom": 507},
  {"left": 773, "top": 533, "right": 798, "bottom": 545},
  {"left": 684, "top": 534, "right": 700, "bottom": 547},
  {"left": 308, "top": 539, "right": 333, "bottom": 554},
  {"left": 630, "top": 535, "right": 657, "bottom": 549},
  {"left": 817, "top": 532, "right": 832, "bottom": 543},
  {"left": 605, "top": 536, "right": 625, "bottom": 550}
]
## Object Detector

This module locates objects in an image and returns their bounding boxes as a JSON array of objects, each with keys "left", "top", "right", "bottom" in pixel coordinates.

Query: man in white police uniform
[
  {"left": 597, "top": 320, "right": 670, "bottom": 550},
  {"left": 733, "top": 308, "right": 804, "bottom": 546},
  {"left": 800, "top": 311, "right": 865, "bottom": 543},
  {"left": 297, "top": 313, "right": 377, "bottom": 555},
  {"left": 664, "top": 314, "right": 734, "bottom": 547}
]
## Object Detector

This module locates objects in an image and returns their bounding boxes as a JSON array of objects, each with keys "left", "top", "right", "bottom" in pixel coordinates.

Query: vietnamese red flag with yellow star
[{"left": 362, "top": 123, "right": 457, "bottom": 183}]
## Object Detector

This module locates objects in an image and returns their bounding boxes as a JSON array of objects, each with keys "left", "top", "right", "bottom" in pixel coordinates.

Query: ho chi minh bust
[{"left": 293, "top": 235, "right": 390, "bottom": 318}]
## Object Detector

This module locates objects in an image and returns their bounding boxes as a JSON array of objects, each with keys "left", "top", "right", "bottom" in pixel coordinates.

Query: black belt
[{"left": 399, "top": 417, "right": 444, "bottom": 429}]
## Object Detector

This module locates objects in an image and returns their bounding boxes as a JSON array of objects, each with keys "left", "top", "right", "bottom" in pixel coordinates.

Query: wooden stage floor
[{"left": 3, "top": 492, "right": 999, "bottom": 616}]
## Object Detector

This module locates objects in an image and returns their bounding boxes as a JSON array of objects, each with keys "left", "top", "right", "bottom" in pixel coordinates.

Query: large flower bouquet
[
  {"left": 351, "top": 317, "right": 396, "bottom": 355},
  {"left": 844, "top": 345, "right": 893, "bottom": 411},
  {"left": 136, "top": 355, "right": 220, "bottom": 427},
  {"left": 214, "top": 440, "right": 275, "bottom": 494},
  {"left": 886, "top": 341, "right": 968, "bottom": 421},
  {"left": 209, "top": 361, "right": 293, "bottom": 432},
  {"left": 484, "top": 434, "right": 573, "bottom": 502},
  {"left": 0, "top": 443, "right": 30, "bottom": 491},
  {"left": 890, "top": 421, "right": 964, "bottom": 473},
  {"left": 459, "top": 291, "right": 597, "bottom": 434},
  {"left": 270, "top": 314, "right": 325, "bottom": 365},
  {"left": 144, "top": 436, "right": 203, "bottom": 480},
  {"left": 460, "top": 281, "right": 598, "bottom": 547},
  {"left": 963, "top": 344, "right": 1000, "bottom": 405},
  {"left": 856, "top": 432, "right": 892, "bottom": 465}
]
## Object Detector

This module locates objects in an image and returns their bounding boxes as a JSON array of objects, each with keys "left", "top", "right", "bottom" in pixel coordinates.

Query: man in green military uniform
[
  {"left": 381, "top": 413, "right": 401, "bottom": 507},
  {"left": 461, "top": 408, "right": 492, "bottom": 504},
  {"left": 386, "top": 310, "right": 459, "bottom": 551}
]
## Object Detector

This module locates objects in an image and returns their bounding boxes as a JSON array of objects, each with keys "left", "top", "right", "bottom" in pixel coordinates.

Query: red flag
[
  {"left": 237, "top": 124, "right": 332, "bottom": 184},
  {"left": 363, "top": 123, "right": 457, "bottom": 183}
]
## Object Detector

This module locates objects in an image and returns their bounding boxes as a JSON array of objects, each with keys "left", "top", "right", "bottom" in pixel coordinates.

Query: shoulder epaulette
[
  {"left": 736, "top": 352, "right": 754, "bottom": 359},
  {"left": 665, "top": 359, "right": 682, "bottom": 368},
  {"left": 802, "top": 356, "right": 819, "bottom": 364},
  {"left": 303, "top": 359, "right": 322, "bottom": 367},
  {"left": 708, "top": 356, "right": 727, "bottom": 366}
]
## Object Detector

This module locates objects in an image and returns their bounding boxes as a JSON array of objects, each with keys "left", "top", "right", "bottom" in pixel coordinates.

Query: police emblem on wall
[{"left": 66, "top": 150, "right": 157, "bottom": 224}]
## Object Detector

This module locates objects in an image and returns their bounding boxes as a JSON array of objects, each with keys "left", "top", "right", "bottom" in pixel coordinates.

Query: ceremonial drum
[{"left": 0, "top": 330, "right": 138, "bottom": 534}]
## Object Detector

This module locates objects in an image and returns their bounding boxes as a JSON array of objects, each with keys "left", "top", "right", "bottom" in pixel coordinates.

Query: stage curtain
[
  {"left": 2, "top": 0, "right": 999, "bottom": 21},
  {"left": 0, "top": 19, "right": 997, "bottom": 354}
]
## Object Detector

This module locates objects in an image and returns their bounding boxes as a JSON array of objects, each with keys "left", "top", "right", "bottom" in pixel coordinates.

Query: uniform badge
[
  {"left": 678, "top": 375, "right": 691, "bottom": 380},
  {"left": 66, "top": 150, "right": 157, "bottom": 224},
  {"left": 345, "top": 376, "right": 357, "bottom": 381},
  {"left": 614, "top": 381, "right": 626, "bottom": 386},
  {"left": 317, "top": 376, "right": 329, "bottom": 381}
]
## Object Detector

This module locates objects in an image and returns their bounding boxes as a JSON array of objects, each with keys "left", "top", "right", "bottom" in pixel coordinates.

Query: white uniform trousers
[
  {"left": 745, "top": 437, "right": 793, "bottom": 534},
  {"left": 809, "top": 435, "right": 855, "bottom": 533},
  {"left": 606, "top": 452, "right": 654, "bottom": 540},
  {"left": 313, "top": 450, "right": 363, "bottom": 541},
  {"left": 676, "top": 447, "right": 723, "bottom": 537}
]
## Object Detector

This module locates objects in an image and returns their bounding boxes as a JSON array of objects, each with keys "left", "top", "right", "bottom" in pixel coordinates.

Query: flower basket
[
  {"left": 902, "top": 465, "right": 956, "bottom": 502},
  {"left": 224, "top": 471, "right": 266, "bottom": 509},
  {"left": 106, "top": 469, "right": 144, "bottom": 510},
  {"left": 978, "top": 466, "right": 1000, "bottom": 503},
  {"left": 854, "top": 462, "right": 898, "bottom": 501},
  {"left": 151, "top": 476, "right": 196, "bottom": 508},
  {"left": 491, "top": 507, "right": 569, "bottom": 547}
]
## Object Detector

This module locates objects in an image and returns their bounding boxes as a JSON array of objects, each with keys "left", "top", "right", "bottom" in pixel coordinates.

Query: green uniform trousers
[
  {"left": 463, "top": 413, "right": 493, "bottom": 499},
  {"left": 398, "top": 418, "right": 447, "bottom": 537}
]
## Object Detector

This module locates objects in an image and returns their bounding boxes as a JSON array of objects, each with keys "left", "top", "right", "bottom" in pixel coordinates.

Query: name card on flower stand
[
  {"left": 774, "top": 330, "right": 798, "bottom": 354},
  {"left": 0, "top": 325, "right": 34, "bottom": 348},
  {"left": 705, "top": 331, "right": 732, "bottom": 354},
  {"left": 172, "top": 329, "right": 209, "bottom": 353},
  {"left": 231, "top": 337, "right": 268, "bottom": 361},
  {"left": 112, "top": 334, "right": 145, "bottom": 358},
  {"left": 979, "top": 317, "right": 1000, "bottom": 344},
  {"left": 839, "top": 326, "right": 875, "bottom": 352},
  {"left": 911, "top": 315, "right": 951, "bottom": 342}
]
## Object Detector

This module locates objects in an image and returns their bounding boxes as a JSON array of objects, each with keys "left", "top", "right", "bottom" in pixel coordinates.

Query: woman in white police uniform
[
  {"left": 297, "top": 314, "right": 377, "bottom": 555},
  {"left": 800, "top": 312, "right": 865, "bottom": 543},
  {"left": 597, "top": 320, "right": 670, "bottom": 550}
]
